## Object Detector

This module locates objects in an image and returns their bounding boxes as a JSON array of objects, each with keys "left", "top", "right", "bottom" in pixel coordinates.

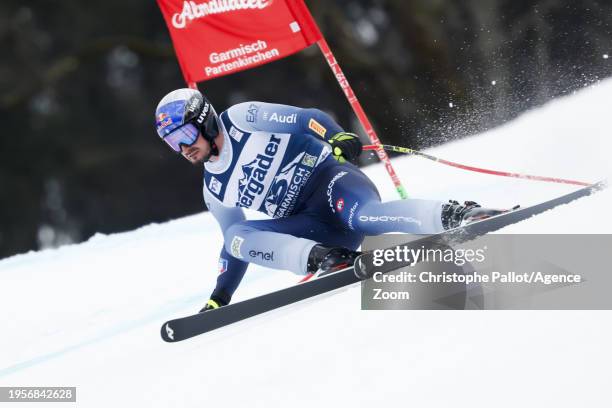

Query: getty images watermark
[{"left": 360, "top": 234, "right": 612, "bottom": 310}]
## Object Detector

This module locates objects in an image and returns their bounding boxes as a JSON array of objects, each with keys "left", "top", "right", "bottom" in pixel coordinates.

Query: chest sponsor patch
[
  {"left": 301, "top": 153, "right": 317, "bottom": 167},
  {"left": 237, "top": 134, "right": 282, "bottom": 208},
  {"left": 208, "top": 176, "right": 223, "bottom": 195},
  {"left": 229, "top": 126, "right": 244, "bottom": 142}
]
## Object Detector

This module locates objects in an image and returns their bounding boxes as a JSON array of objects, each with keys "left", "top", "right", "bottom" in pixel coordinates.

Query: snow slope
[{"left": 1, "top": 80, "right": 611, "bottom": 408}]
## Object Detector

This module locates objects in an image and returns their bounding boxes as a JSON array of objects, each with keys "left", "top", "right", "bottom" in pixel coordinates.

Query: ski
[
  {"left": 355, "top": 180, "right": 606, "bottom": 277},
  {"left": 161, "top": 180, "right": 606, "bottom": 342}
]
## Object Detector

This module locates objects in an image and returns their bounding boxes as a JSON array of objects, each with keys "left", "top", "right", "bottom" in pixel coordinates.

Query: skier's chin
[
  {"left": 189, "top": 156, "right": 206, "bottom": 166},
  {"left": 196, "top": 151, "right": 214, "bottom": 165},
  {"left": 184, "top": 150, "right": 210, "bottom": 166}
]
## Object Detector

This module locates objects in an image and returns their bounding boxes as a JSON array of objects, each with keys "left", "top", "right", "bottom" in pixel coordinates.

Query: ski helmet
[{"left": 155, "top": 88, "right": 220, "bottom": 155}]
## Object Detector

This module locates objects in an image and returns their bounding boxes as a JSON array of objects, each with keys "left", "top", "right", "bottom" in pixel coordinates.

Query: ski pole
[
  {"left": 317, "top": 37, "right": 408, "bottom": 199},
  {"left": 362, "top": 144, "right": 592, "bottom": 187}
]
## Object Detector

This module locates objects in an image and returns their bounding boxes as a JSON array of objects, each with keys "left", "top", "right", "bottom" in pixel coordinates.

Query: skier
[{"left": 155, "top": 88, "right": 505, "bottom": 312}]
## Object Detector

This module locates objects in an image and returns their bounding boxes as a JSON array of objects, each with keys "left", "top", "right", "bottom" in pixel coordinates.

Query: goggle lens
[{"left": 163, "top": 123, "right": 199, "bottom": 153}]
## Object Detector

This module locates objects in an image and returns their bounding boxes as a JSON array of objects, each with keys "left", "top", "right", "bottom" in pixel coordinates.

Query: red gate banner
[{"left": 157, "top": 0, "right": 322, "bottom": 83}]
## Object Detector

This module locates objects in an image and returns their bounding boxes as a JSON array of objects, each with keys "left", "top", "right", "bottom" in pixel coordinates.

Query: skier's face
[{"left": 180, "top": 133, "right": 211, "bottom": 165}]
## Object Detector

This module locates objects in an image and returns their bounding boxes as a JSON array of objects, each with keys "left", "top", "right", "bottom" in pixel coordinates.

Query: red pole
[
  {"left": 316, "top": 38, "right": 408, "bottom": 199},
  {"left": 363, "top": 144, "right": 592, "bottom": 187}
]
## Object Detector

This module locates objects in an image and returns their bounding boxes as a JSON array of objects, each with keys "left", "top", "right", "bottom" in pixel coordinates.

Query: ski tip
[{"left": 161, "top": 322, "right": 177, "bottom": 343}]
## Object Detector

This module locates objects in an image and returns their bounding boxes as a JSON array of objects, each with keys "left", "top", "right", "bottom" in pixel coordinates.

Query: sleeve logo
[
  {"left": 308, "top": 118, "right": 327, "bottom": 138},
  {"left": 246, "top": 103, "right": 259, "bottom": 123}
]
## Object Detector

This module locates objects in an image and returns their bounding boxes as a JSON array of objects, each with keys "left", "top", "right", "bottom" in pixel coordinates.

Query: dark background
[{"left": 1, "top": 0, "right": 611, "bottom": 259}]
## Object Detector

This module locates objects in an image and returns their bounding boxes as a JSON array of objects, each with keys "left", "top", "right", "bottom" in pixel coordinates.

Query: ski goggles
[{"left": 162, "top": 123, "right": 200, "bottom": 153}]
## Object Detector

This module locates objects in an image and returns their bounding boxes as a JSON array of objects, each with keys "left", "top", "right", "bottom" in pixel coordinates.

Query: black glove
[{"left": 329, "top": 132, "right": 362, "bottom": 164}]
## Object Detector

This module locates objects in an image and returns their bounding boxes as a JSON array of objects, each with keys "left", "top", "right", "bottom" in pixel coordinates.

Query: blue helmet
[{"left": 155, "top": 88, "right": 219, "bottom": 154}]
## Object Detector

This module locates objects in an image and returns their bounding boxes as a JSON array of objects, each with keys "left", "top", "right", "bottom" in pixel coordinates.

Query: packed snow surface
[{"left": 1, "top": 80, "right": 611, "bottom": 407}]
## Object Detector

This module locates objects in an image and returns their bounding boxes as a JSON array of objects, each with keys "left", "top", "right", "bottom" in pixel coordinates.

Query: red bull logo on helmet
[{"left": 156, "top": 112, "right": 173, "bottom": 131}]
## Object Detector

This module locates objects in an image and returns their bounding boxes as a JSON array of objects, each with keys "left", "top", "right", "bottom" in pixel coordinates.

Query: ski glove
[{"left": 329, "top": 132, "right": 362, "bottom": 164}]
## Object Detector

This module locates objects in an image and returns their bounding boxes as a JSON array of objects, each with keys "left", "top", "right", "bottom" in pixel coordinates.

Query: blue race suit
[{"left": 203, "top": 102, "right": 444, "bottom": 305}]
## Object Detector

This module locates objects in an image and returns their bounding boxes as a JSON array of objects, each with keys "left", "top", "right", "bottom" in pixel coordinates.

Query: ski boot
[
  {"left": 198, "top": 297, "right": 225, "bottom": 313},
  {"left": 441, "top": 200, "right": 512, "bottom": 230},
  {"left": 306, "top": 244, "right": 361, "bottom": 277}
]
